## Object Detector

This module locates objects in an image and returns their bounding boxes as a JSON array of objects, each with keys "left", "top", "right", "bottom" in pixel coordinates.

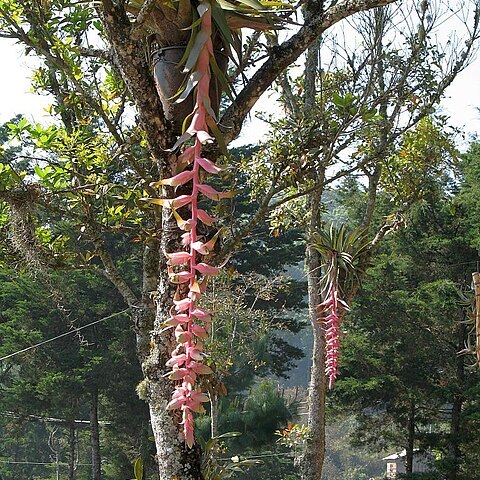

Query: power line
[
  {"left": 0, "top": 308, "right": 130, "bottom": 362},
  {"left": 219, "top": 452, "right": 294, "bottom": 461},
  {"left": 4, "top": 411, "right": 111, "bottom": 427},
  {"left": 0, "top": 460, "right": 92, "bottom": 466}
]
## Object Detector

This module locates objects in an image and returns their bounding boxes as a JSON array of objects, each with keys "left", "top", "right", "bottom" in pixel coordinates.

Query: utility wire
[
  {"left": 0, "top": 460, "right": 92, "bottom": 466},
  {"left": 219, "top": 452, "right": 294, "bottom": 461},
  {"left": 0, "top": 308, "right": 130, "bottom": 362}
]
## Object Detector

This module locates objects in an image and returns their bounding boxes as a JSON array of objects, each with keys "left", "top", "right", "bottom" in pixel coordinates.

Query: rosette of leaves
[
  {"left": 311, "top": 223, "right": 369, "bottom": 389},
  {"left": 128, "top": 0, "right": 288, "bottom": 48},
  {"left": 128, "top": 0, "right": 290, "bottom": 135}
]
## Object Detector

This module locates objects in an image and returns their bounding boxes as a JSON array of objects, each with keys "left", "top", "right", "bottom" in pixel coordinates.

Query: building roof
[{"left": 382, "top": 449, "right": 421, "bottom": 461}]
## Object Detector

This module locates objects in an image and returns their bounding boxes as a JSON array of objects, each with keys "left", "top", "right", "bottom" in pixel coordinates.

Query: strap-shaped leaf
[
  {"left": 234, "top": 0, "right": 264, "bottom": 11},
  {"left": 177, "top": 8, "right": 200, "bottom": 67},
  {"left": 198, "top": 183, "right": 234, "bottom": 200},
  {"left": 168, "top": 131, "right": 193, "bottom": 152},
  {"left": 181, "top": 16, "right": 204, "bottom": 31},
  {"left": 211, "top": 1, "right": 234, "bottom": 45},
  {"left": 209, "top": 55, "right": 234, "bottom": 102},
  {"left": 174, "top": 71, "right": 202, "bottom": 103},
  {"left": 201, "top": 93, "right": 217, "bottom": 121},
  {"left": 184, "top": 30, "right": 210, "bottom": 72},
  {"left": 206, "top": 115, "right": 227, "bottom": 153},
  {"left": 151, "top": 170, "right": 194, "bottom": 187},
  {"left": 181, "top": 111, "right": 196, "bottom": 136},
  {"left": 197, "top": 155, "right": 223, "bottom": 174}
]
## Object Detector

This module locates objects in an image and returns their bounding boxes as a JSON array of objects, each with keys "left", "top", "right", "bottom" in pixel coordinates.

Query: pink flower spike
[
  {"left": 191, "top": 324, "right": 209, "bottom": 338},
  {"left": 168, "top": 271, "right": 194, "bottom": 284},
  {"left": 195, "top": 263, "right": 220, "bottom": 276},
  {"left": 164, "top": 314, "right": 189, "bottom": 326},
  {"left": 191, "top": 307, "right": 212, "bottom": 321},
  {"left": 197, "top": 156, "right": 223, "bottom": 174},
  {"left": 184, "top": 371, "right": 197, "bottom": 385},
  {"left": 170, "top": 195, "right": 193, "bottom": 209},
  {"left": 177, "top": 146, "right": 195, "bottom": 168},
  {"left": 198, "top": 71, "right": 210, "bottom": 91},
  {"left": 198, "top": 184, "right": 234, "bottom": 201},
  {"left": 187, "top": 347, "right": 204, "bottom": 361},
  {"left": 190, "top": 390, "right": 209, "bottom": 403},
  {"left": 169, "top": 368, "right": 189, "bottom": 380},
  {"left": 190, "top": 362, "right": 213, "bottom": 375},
  {"left": 166, "top": 354, "right": 187, "bottom": 367},
  {"left": 196, "top": 130, "right": 214, "bottom": 144},
  {"left": 197, "top": 209, "right": 217, "bottom": 225},
  {"left": 187, "top": 110, "right": 206, "bottom": 135},
  {"left": 166, "top": 251, "right": 191, "bottom": 266},
  {"left": 173, "top": 297, "right": 192, "bottom": 312},
  {"left": 167, "top": 397, "right": 185, "bottom": 410},
  {"left": 175, "top": 325, "right": 192, "bottom": 343},
  {"left": 183, "top": 411, "right": 195, "bottom": 449},
  {"left": 191, "top": 241, "right": 209, "bottom": 255},
  {"left": 181, "top": 232, "right": 192, "bottom": 246},
  {"left": 157, "top": 170, "right": 194, "bottom": 187},
  {"left": 173, "top": 210, "right": 195, "bottom": 232}
]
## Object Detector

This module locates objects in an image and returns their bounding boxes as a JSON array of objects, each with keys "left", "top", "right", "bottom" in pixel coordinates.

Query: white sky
[{"left": 1, "top": 36, "right": 479, "bottom": 147}]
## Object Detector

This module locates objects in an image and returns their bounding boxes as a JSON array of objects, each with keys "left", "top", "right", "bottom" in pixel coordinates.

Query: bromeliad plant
[
  {"left": 152, "top": 0, "right": 229, "bottom": 449},
  {"left": 311, "top": 223, "right": 369, "bottom": 389},
  {"left": 143, "top": 0, "right": 283, "bottom": 449},
  {"left": 129, "top": 0, "right": 290, "bottom": 133}
]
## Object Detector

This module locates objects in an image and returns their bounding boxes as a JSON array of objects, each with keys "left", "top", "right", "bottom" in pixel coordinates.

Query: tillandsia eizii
[
  {"left": 148, "top": 0, "right": 233, "bottom": 448},
  {"left": 318, "top": 259, "right": 349, "bottom": 390},
  {"left": 313, "top": 224, "right": 368, "bottom": 390}
]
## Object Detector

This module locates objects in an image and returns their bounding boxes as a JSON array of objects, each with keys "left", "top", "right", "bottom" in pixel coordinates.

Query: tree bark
[
  {"left": 210, "top": 395, "right": 219, "bottom": 439},
  {"left": 299, "top": 176, "right": 327, "bottom": 480},
  {"left": 298, "top": 10, "right": 328, "bottom": 478},
  {"left": 142, "top": 209, "right": 203, "bottom": 479},
  {"left": 90, "top": 386, "right": 102, "bottom": 480},
  {"left": 67, "top": 419, "right": 77, "bottom": 480},
  {"left": 447, "top": 318, "right": 466, "bottom": 480},
  {"left": 405, "top": 399, "right": 415, "bottom": 477}
]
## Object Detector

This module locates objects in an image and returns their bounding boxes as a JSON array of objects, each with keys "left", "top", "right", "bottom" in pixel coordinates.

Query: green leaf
[
  {"left": 182, "top": 16, "right": 203, "bottom": 31},
  {"left": 235, "top": 0, "right": 264, "bottom": 10},
  {"left": 209, "top": 55, "right": 234, "bottom": 102},
  {"left": 206, "top": 115, "right": 227, "bottom": 154},
  {"left": 184, "top": 30, "right": 210, "bottom": 72},
  {"left": 133, "top": 457, "right": 143, "bottom": 480},
  {"left": 211, "top": 2, "right": 234, "bottom": 47},
  {"left": 216, "top": 431, "right": 242, "bottom": 438}
]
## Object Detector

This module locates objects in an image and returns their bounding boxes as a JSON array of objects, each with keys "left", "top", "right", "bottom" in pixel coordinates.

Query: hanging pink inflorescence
[
  {"left": 319, "top": 283, "right": 342, "bottom": 390},
  {"left": 157, "top": 0, "right": 231, "bottom": 448},
  {"left": 318, "top": 257, "right": 349, "bottom": 390}
]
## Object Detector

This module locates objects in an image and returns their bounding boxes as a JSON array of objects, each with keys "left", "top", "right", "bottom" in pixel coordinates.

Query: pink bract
[{"left": 160, "top": 0, "right": 232, "bottom": 448}]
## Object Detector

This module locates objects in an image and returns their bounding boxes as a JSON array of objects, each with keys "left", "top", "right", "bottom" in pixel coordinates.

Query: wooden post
[{"left": 472, "top": 272, "right": 480, "bottom": 364}]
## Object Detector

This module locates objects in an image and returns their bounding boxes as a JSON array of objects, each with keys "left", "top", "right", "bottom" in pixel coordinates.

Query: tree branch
[
  {"left": 99, "top": 0, "right": 174, "bottom": 169},
  {"left": 220, "top": 0, "right": 399, "bottom": 143},
  {"left": 93, "top": 237, "right": 140, "bottom": 307}
]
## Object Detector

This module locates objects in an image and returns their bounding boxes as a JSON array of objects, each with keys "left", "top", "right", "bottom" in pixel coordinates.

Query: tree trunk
[
  {"left": 298, "top": 5, "right": 328, "bottom": 477},
  {"left": 67, "top": 419, "right": 77, "bottom": 480},
  {"left": 446, "top": 318, "right": 466, "bottom": 480},
  {"left": 55, "top": 452, "right": 61, "bottom": 480},
  {"left": 405, "top": 399, "right": 415, "bottom": 476},
  {"left": 210, "top": 394, "right": 219, "bottom": 439},
  {"left": 90, "top": 386, "right": 102, "bottom": 480},
  {"left": 299, "top": 170, "right": 326, "bottom": 480},
  {"left": 140, "top": 212, "right": 204, "bottom": 479}
]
